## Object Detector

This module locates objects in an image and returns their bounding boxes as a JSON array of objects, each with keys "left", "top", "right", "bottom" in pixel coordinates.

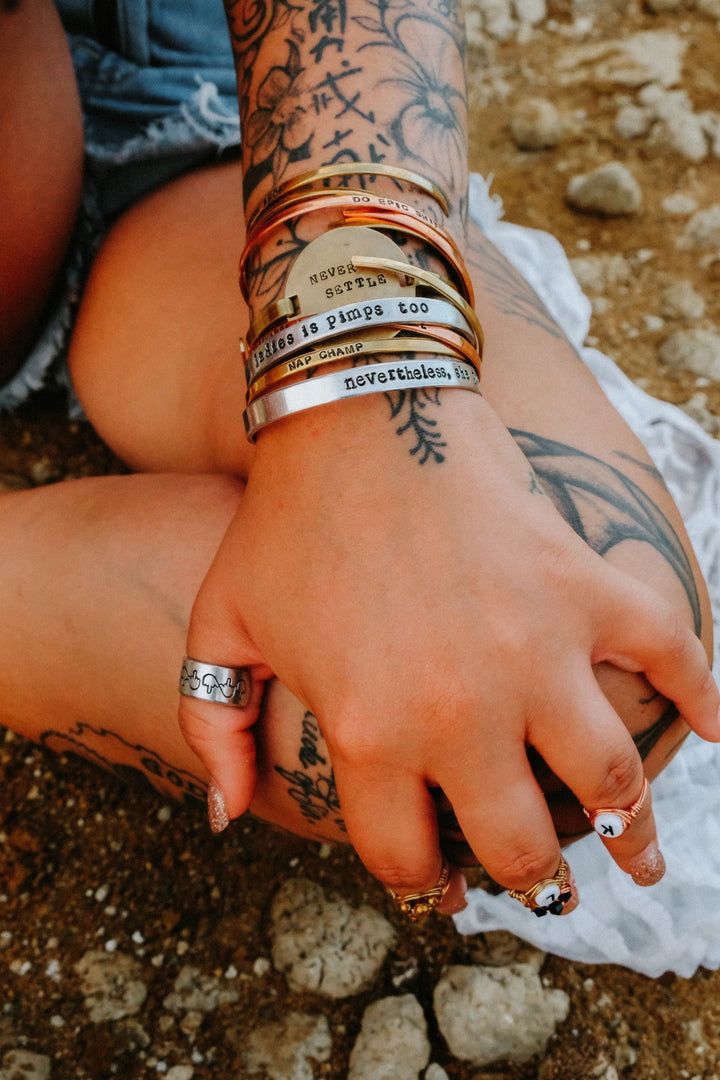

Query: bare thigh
[
  {"left": 0, "top": 0, "right": 83, "bottom": 380},
  {"left": 67, "top": 161, "right": 713, "bottom": 845}
]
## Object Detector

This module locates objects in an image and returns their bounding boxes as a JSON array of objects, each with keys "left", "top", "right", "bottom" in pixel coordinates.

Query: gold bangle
[
  {"left": 248, "top": 255, "right": 483, "bottom": 355},
  {"left": 240, "top": 189, "right": 452, "bottom": 300},
  {"left": 247, "top": 296, "right": 300, "bottom": 347},
  {"left": 246, "top": 331, "right": 480, "bottom": 404},
  {"left": 339, "top": 208, "right": 474, "bottom": 307},
  {"left": 351, "top": 255, "right": 483, "bottom": 355},
  {"left": 247, "top": 162, "right": 450, "bottom": 233}
]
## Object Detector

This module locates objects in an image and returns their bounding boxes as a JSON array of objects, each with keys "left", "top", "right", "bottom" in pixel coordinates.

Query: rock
[
  {"left": 662, "top": 192, "right": 698, "bottom": 215},
  {"left": 165, "top": 1069, "right": 194, "bottom": 1080},
  {"left": 162, "top": 965, "right": 239, "bottom": 1013},
  {"left": 658, "top": 329, "right": 720, "bottom": 380},
  {"left": 702, "top": 113, "right": 720, "bottom": 158},
  {"left": 514, "top": 0, "right": 547, "bottom": 26},
  {"left": 615, "top": 103, "right": 653, "bottom": 139},
  {"left": 433, "top": 963, "right": 570, "bottom": 1066},
  {"left": 74, "top": 950, "right": 147, "bottom": 1023},
  {"left": 269, "top": 878, "right": 395, "bottom": 998},
  {"left": 566, "top": 162, "right": 642, "bottom": 215},
  {"left": 696, "top": 0, "right": 720, "bottom": 16},
  {"left": 243, "top": 1013, "right": 332, "bottom": 1080},
  {"left": 510, "top": 98, "right": 564, "bottom": 149},
  {"left": 0, "top": 1051, "right": 51, "bottom": 1080},
  {"left": 424, "top": 1066, "right": 450, "bottom": 1080},
  {"left": 465, "top": 929, "right": 546, "bottom": 971},
  {"left": 569, "top": 253, "right": 632, "bottom": 292},
  {"left": 558, "top": 31, "right": 686, "bottom": 89},
  {"left": 639, "top": 85, "right": 708, "bottom": 161},
  {"left": 477, "top": 0, "right": 516, "bottom": 41},
  {"left": 661, "top": 281, "right": 705, "bottom": 319},
  {"left": 678, "top": 204, "right": 720, "bottom": 247},
  {"left": 348, "top": 995, "right": 430, "bottom": 1080}
]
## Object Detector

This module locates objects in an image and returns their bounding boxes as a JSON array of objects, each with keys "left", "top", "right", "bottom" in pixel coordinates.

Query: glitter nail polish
[
  {"left": 628, "top": 841, "right": 666, "bottom": 886},
  {"left": 207, "top": 780, "right": 230, "bottom": 834}
]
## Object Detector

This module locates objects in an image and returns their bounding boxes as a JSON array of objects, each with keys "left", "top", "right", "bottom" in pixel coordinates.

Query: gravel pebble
[
  {"left": 162, "top": 966, "right": 239, "bottom": 1013},
  {"left": 433, "top": 963, "right": 570, "bottom": 1066},
  {"left": 243, "top": 1013, "right": 332, "bottom": 1080},
  {"left": 348, "top": 995, "right": 430, "bottom": 1080},
  {"left": 662, "top": 192, "right": 698, "bottom": 215},
  {"left": 510, "top": 98, "right": 564, "bottom": 148},
  {"left": 569, "top": 253, "right": 632, "bottom": 292},
  {"left": 661, "top": 280, "right": 706, "bottom": 319},
  {"left": 270, "top": 878, "right": 395, "bottom": 998},
  {"left": 658, "top": 328, "right": 720, "bottom": 379},
  {"left": 74, "top": 949, "right": 147, "bottom": 1023},
  {"left": 424, "top": 1066, "right": 450, "bottom": 1080},
  {"left": 678, "top": 204, "right": 720, "bottom": 247},
  {"left": 0, "top": 1051, "right": 51, "bottom": 1080},
  {"left": 566, "top": 162, "right": 642, "bottom": 215}
]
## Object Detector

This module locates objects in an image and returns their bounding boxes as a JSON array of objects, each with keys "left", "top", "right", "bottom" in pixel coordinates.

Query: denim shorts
[{"left": 0, "top": 0, "right": 241, "bottom": 411}]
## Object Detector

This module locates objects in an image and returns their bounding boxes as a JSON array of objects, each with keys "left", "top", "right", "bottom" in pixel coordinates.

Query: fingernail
[
  {"left": 443, "top": 872, "right": 469, "bottom": 915},
  {"left": 207, "top": 780, "right": 230, "bottom": 834},
  {"left": 627, "top": 840, "right": 666, "bottom": 886}
]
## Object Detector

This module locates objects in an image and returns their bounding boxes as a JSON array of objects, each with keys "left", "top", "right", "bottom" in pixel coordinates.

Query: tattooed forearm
[
  {"left": 225, "top": 0, "right": 470, "bottom": 460},
  {"left": 467, "top": 224, "right": 566, "bottom": 343},
  {"left": 225, "top": 0, "right": 467, "bottom": 216},
  {"left": 512, "top": 429, "right": 702, "bottom": 634}
]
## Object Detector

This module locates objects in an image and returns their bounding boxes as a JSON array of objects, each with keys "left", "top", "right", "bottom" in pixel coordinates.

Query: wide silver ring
[{"left": 178, "top": 657, "right": 251, "bottom": 708}]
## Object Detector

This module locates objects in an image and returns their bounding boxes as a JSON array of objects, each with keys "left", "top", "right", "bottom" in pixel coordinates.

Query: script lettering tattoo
[
  {"left": 274, "top": 711, "right": 346, "bottom": 835},
  {"left": 40, "top": 724, "right": 205, "bottom": 805}
]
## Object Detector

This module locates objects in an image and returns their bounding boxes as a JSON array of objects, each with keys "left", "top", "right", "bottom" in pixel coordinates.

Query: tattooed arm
[{"left": 178, "top": 0, "right": 720, "bottom": 909}]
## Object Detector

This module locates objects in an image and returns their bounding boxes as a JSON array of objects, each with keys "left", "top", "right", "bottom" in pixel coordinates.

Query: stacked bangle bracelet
[
  {"left": 247, "top": 162, "right": 450, "bottom": 232},
  {"left": 244, "top": 356, "right": 481, "bottom": 441},
  {"left": 239, "top": 163, "right": 483, "bottom": 441}
]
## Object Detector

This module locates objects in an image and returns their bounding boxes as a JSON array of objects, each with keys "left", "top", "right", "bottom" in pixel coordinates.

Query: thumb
[{"left": 178, "top": 594, "right": 273, "bottom": 831}]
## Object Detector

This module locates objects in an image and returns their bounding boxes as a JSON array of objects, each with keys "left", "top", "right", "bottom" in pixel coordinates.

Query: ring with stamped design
[{"left": 178, "top": 657, "right": 252, "bottom": 708}]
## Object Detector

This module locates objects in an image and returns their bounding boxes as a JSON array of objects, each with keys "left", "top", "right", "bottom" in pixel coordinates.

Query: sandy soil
[{"left": 1, "top": 1, "right": 720, "bottom": 1076}]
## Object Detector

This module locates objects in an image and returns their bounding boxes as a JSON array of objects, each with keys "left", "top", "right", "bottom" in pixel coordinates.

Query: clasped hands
[{"left": 178, "top": 392, "right": 720, "bottom": 917}]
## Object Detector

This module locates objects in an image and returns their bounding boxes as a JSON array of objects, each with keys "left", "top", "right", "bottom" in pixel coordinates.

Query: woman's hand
[{"left": 178, "top": 389, "right": 720, "bottom": 905}]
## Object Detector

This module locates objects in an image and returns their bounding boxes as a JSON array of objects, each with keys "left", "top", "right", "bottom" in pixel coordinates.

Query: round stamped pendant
[
  {"left": 285, "top": 226, "right": 415, "bottom": 318},
  {"left": 591, "top": 811, "right": 627, "bottom": 839}
]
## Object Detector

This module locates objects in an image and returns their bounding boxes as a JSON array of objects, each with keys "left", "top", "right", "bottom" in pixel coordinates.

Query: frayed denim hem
[{"left": 0, "top": 78, "right": 240, "bottom": 414}]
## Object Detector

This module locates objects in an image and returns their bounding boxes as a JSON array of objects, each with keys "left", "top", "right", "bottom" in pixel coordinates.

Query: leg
[
  {"left": 9, "top": 159, "right": 711, "bottom": 851},
  {"left": 0, "top": 473, "right": 345, "bottom": 843},
  {"left": 0, "top": 0, "right": 84, "bottom": 381}
]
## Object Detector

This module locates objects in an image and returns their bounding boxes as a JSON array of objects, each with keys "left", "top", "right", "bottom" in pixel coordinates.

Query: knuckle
[
  {"left": 373, "top": 862, "right": 442, "bottom": 895},
  {"left": 329, "top": 714, "right": 384, "bottom": 770},
  {"left": 661, "top": 615, "right": 696, "bottom": 667},
  {"left": 497, "top": 843, "right": 560, "bottom": 890},
  {"left": 594, "top": 745, "right": 641, "bottom": 806}
]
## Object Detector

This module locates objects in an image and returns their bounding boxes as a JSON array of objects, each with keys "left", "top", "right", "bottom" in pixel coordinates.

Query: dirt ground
[{"left": 1, "top": 0, "right": 720, "bottom": 1077}]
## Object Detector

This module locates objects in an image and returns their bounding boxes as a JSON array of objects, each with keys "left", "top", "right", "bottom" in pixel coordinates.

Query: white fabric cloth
[{"left": 455, "top": 175, "right": 720, "bottom": 978}]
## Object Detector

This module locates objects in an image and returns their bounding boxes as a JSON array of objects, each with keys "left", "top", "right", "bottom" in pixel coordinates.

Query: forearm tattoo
[
  {"left": 513, "top": 430, "right": 701, "bottom": 635},
  {"left": 225, "top": 0, "right": 468, "bottom": 461},
  {"left": 467, "top": 227, "right": 567, "bottom": 343}
]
